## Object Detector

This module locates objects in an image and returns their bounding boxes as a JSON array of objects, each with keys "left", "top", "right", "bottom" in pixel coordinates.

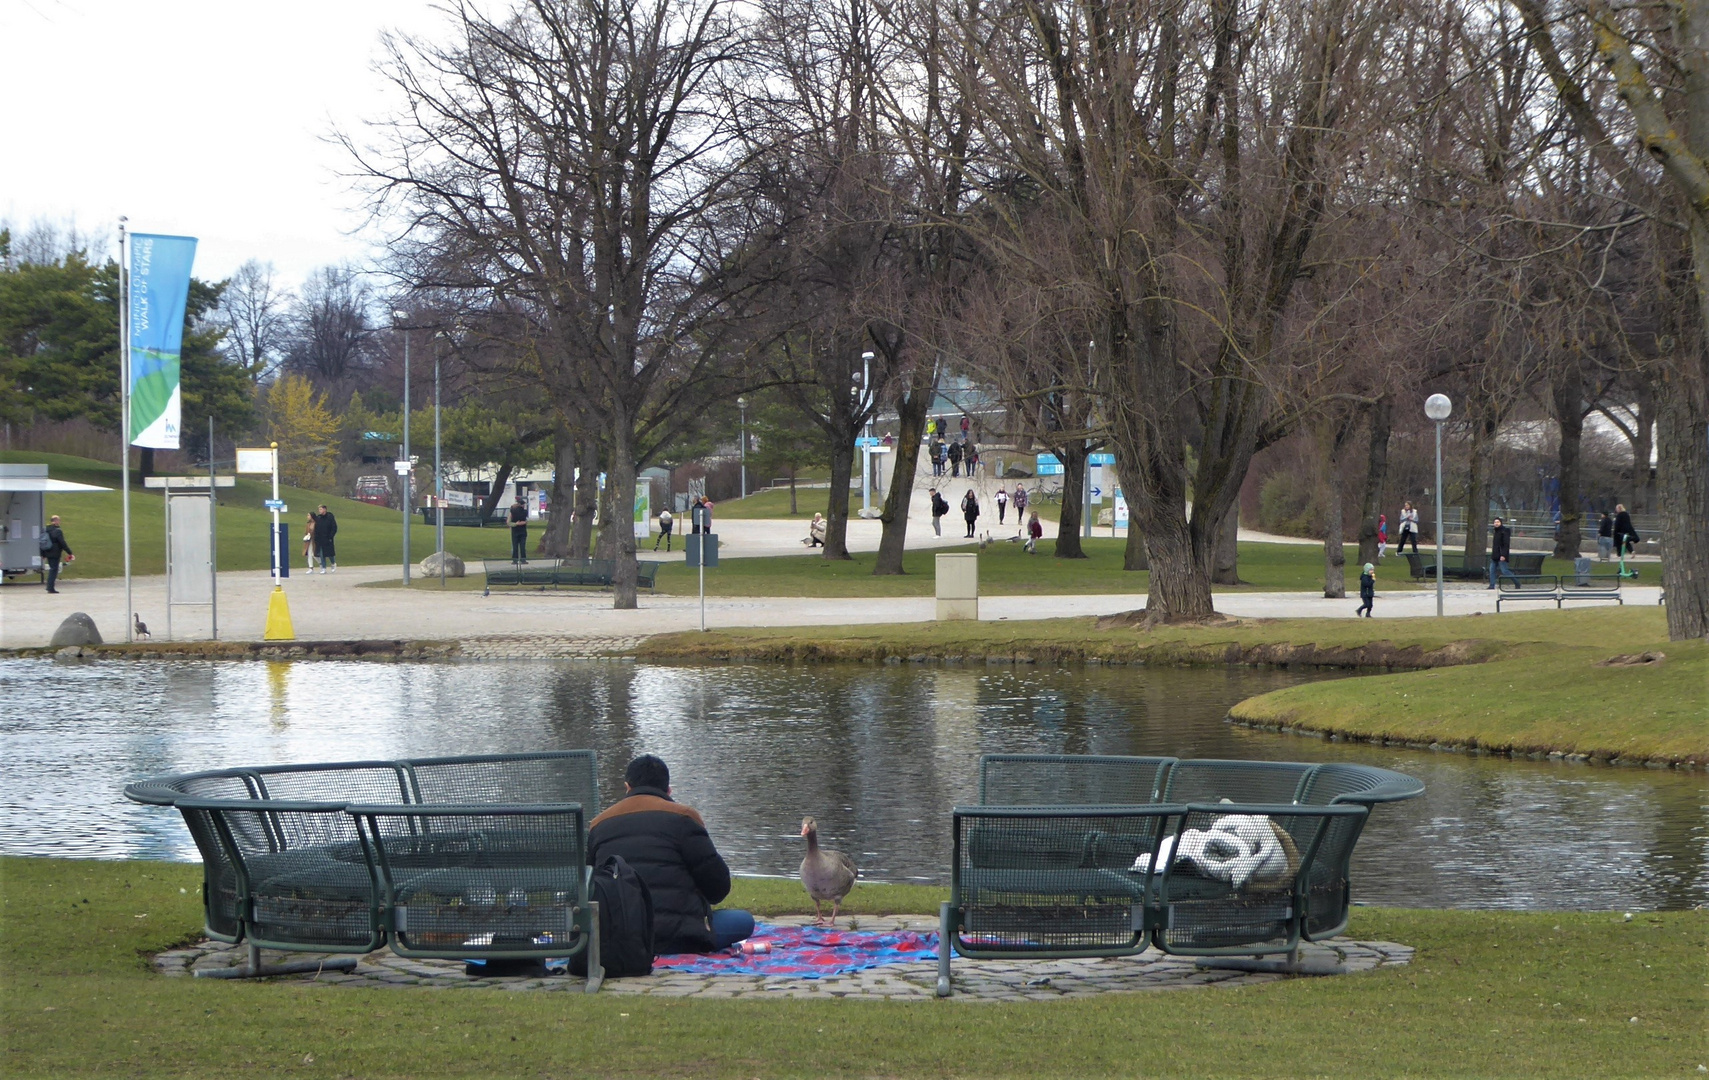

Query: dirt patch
[{"left": 1596, "top": 651, "right": 1667, "bottom": 667}]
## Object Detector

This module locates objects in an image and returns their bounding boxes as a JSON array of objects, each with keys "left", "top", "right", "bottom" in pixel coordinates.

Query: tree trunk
[
  {"left": 480, "top": 463, "right": 514, "bottom": 522},
  {"left": 607, "top": 430, "right": 639, "bottom": 609},
  {"left": 1052, "top": 442, "right": 1088, "bottom": 558},
  {"left": 1137, "top": 514, "right": 1216, "bottom": 620},
  {"left": 1655, "top": 376, "right": 1709, "bottom": 639},
  {"left": 1122, "top": 515, "right": 1148, "bottom": 571},
  {"left": 539, "top": 425, "right": 577, "bottom": 557},
  {"left": 1633, "top": 378, "right": 1656, "bottom": 512},
  {"left": 1356, "top": 396, "right": 1392, "bottom": 566},
  {"left": 1462, "top": 412, "right": 1495, "bottom": 572},
  {"left": 1319, "top": 419, "right": 1354, "bottom": 598},
  {"left": 1552, "top": 366, "right": 1585, "bottom": 558},
  {"left": 1213, "top": 506, "right": 1240, "bottom": 584},
  {"left": 873, "top": 365, "right": 932, "bottom": 575},
  {"left": 821, "top": 434, "right": 856, "bottom": 561},
  {"left": 569, "top": 441, "right": 600, "bottom": 560},
  {"left": 593, "top": 481, "right": 618, "bottom": 561}
]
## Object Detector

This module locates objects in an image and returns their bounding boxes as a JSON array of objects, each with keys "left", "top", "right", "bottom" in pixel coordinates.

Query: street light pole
[
  {"left": 1425, "top": 393, "right": 1452, "bottom": 617},
  {"left": 395, "top": 311, "right": 411, "bottom": 585},
  {"left": 737, "top": 396, "right": 748, "bottom": 500},
  {"left": 860, "top": 351, "right": 875, "bottom": 513},
  {"left": 434, "top": 332, "right": 444, "bottom": 588}
]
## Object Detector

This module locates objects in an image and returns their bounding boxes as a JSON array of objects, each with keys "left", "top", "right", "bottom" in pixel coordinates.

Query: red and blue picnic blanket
[{"left": 651, "top": 923, "right": 939, "bottom": 978}]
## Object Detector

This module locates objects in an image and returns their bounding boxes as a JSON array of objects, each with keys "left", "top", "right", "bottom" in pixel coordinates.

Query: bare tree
[
  {"left": 352, "top": 0, "right": 772, "bottom": 608},
  {"left": 283, "top": 265, "right": 375, "bottom": 390},
  {"left": 950, "top": 0, "right": 1392, "bottom": 620},
  {"left": 216, "top": 259, "right": 292, "bottom": 383}
]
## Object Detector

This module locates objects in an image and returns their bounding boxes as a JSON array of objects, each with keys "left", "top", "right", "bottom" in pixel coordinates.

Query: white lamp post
[
  {"left": 1425, "top": 393, "right": 1452, "bottom": 616},
  {"left": 394, "top": 310, "right": 411, "bottom": 584},
  {"left": 737, "top": 396, "right": 748, "bottom": 500},
  {"left": 860, "top": 351, "right": 875, "bottom": 512}
]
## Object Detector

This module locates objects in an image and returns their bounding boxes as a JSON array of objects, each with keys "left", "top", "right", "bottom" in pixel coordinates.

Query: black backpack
[{"left": 570, "top": 855, "right": 655, "bottom": 978}]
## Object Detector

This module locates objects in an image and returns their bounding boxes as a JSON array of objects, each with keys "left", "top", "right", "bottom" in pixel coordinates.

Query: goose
[{"left": 799, "top": 816, "right": 858, "bottom": 926}]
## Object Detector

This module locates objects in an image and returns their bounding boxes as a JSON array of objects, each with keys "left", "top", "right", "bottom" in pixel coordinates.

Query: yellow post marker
[{"left": 264, "top": 585, "right": 295, "bottom": 640}]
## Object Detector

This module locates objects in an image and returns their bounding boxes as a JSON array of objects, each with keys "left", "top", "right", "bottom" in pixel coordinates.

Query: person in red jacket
[{"left": 1025, "top": 509, "right": 1043, "bottom": 553}]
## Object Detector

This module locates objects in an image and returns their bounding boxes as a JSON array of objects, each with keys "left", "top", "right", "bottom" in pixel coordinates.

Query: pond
[{"left": 2, "top": 658, "right": 1703, "bottom": 911}]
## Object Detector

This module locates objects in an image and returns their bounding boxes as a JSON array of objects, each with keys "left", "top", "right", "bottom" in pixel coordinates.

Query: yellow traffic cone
[{"left": 264, "top": 586, "right": 296, "bottom": 641}]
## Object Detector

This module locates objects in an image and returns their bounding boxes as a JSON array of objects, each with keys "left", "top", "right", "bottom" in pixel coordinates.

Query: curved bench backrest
[
  {"left": 1157, "top": 760, "right": 1317, "bottom": 805},
  {"left": 249, "top": 762, "right": 413, "bottom": 806},
  {"left": 1299, "top": 762, "right": 1426, "bottom": 806},
  {"left": 980, "top": 754, "right": 1173, "bottom": 806},
  {"left": 406, "top": 751, "right": 599, "bottom": 814}
]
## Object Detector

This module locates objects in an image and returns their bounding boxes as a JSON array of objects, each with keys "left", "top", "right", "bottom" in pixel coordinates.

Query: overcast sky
[{"left": 1, "top": 0, "right": 446, "bottom": 287}]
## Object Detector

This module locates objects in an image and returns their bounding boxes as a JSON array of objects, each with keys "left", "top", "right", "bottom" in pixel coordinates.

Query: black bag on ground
[{"left": 569, "top": 855, "right": 655, "bottom": 978}]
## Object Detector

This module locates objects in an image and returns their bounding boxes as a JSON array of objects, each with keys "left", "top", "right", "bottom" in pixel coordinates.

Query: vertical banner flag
[{"left": 128, "top": 233, "right": 198, "bottom": 448}]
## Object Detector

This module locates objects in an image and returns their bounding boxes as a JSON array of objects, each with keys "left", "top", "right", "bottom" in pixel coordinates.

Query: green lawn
[
  {"left": 1, "top": 858, "right": 1702, "bottom": 1078},
  {"left": 6, "top": 452, "right": 521, "bottom": 578}
]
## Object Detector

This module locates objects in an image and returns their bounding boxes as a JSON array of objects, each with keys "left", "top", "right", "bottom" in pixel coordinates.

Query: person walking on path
[
  {"left": 1396, "top": 502, "right": 1420, "bottom": 556},
  {"left": 948, "top": 439, "right": 963, "bottom": 478},
  {"left": 654, "top": 507, "right": 674, "bottom": 551},
  {"left": 1487, "top": 516, "right": 1516, "bottom": 589},
  {"left": 508, "top": 495, "right": 529, "bottom": 563},
  {"left": 995, "top": 486, "right": 1009, "bottom": 524},
  {"left": 961, "top": 489, "right": 980, "bottom": 537},
  {"left": 313, "top": 505, "right": 338, "bottom": 572},
  {"left": 301, "top": 512, "right": 318, "bottom": 571},
  {"left": 1376, "top": 513, "right": 1389, "bottom": 560},
  {"left": 960, "top": 414, "right": 970, "bottom": 439},
  {"left": 965, "top": 442, "right": 980, "bottom": 475},
  {"left": 588, "top": 755, "right": 754, "bottom": 954},
  {"left": 1356, "top": 562, "right": 1376, "bottom": 617},
  {"left": 930, "top": 488, "right": 949, "bottom": 536},
  {"left": 1012, "top": 483, "right": 1029, "bottom": 521},
  {"left": 1597, "top": 510, "right": 1614, "bottom": 561},
  {"left": 1611, "top": 504, "right": 1639, "bottom": 558},
  {"left": 40, "top": 514, "right": 73, "bottom": 593},
  {"left": 1024, "top": 509, "right": 1043, "bottom": 553}
]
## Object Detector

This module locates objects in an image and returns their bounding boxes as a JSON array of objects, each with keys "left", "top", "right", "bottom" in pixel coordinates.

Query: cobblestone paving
[
  {"left": 457, "top": 635, "right": 645, "bottom": 660},
  {"left": 157, "top": 915, "right": 1411, "bottom": 1001}
]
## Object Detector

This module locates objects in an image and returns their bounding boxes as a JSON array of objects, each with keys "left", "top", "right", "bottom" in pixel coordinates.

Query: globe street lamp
[
  {"left": 737, "top": 396, "right": 748, "bottom": 500},
  {"left": 394, "top": 310, "right": 411, "bottom": 584},
  {"left": 1425, "top": 393, "right": 1452, "bottom": 616}
]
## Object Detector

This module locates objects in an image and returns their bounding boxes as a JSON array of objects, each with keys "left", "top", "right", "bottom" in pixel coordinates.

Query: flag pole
[{"left": 119, "top": 217, "right": 133, "bottom": 643}]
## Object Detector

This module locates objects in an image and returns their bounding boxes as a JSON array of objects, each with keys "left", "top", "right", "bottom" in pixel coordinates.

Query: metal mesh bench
[
  {"left": 937, "top": 755, "right": 1422, "bottom": 996},
  {"left": 1497, "top": 574, "right": 1562, "bottom": 610},
  {"left": 1560, "top": 571, "right": 1623, "bottom": 606},
  {"left": 125, "top": 751, "right": 607, "bottom": 989},
  {"left": 482, "top": 559, "right": 561, "bottom": 588}
]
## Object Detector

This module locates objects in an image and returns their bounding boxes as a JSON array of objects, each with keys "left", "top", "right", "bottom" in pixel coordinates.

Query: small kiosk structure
[{"left": 0, "top": 464, "right": 112, "bottom": 583}]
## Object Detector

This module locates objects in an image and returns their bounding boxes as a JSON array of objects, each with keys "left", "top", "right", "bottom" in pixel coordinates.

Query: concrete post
[{"left": 935, "top": 552, "right": 979, "bottom": 620}]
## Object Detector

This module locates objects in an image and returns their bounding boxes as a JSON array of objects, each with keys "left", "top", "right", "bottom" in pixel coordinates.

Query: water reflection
[{"left": 2, "top": 658, "right": 1703, "bottom": 910}]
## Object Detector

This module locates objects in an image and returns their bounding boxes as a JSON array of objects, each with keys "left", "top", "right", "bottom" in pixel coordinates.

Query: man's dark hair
[{"left": 626, "top": 754, "right": 670, "bottom": 791}]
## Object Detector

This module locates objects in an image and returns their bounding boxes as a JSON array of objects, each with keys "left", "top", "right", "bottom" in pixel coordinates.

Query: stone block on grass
[{"left": 419, "top": 551, "right": 466, "bottom": 578}]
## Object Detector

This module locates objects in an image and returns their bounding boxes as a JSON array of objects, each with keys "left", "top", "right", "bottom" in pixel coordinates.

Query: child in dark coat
[{"left": 1356, "top": 562, "right": 1375, "bottom": 617}]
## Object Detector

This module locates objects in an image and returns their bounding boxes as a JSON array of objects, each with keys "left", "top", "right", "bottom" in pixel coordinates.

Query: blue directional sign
[
  {"left": 1090, "top": 486, "right": 1102, "bottom": 499},
  {"left": 264, "top": 499, "right": 287, "bottom": 511},
  {"left": 855, "top": 436, "right": 882, "bottom": 448},
  {"left": 1035, "top": 452, "right": 1063, "bottom": 476},
  {"left": 1089, "top": 452, "right": 1116, "bottom": 466}
]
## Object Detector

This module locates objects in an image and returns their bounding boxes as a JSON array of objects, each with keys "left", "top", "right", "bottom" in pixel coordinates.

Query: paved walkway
[
  {"left": 156, "top": 915, "right": 1411, "bottom": 1001},
  {"left": 2, "top": 559, "right": 1664, "bottom": 649}
]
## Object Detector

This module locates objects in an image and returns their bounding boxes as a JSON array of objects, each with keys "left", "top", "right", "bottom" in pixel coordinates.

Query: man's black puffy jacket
[{"left": 587, "top": 786, "right": 732, "bottom": 953}]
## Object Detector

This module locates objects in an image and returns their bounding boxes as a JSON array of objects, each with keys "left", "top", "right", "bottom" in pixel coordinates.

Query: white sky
[{"left": 1, "top": 0, "right": 446, "bottom": 287}]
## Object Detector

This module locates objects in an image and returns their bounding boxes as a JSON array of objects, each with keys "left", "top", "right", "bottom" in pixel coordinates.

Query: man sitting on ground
[{"left": 587, "top": 755, "right": 754, "bottom": 954}]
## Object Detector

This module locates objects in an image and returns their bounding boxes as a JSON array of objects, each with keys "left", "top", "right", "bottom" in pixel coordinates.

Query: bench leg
[
  {"left": 582, "top": 900, "right": 604, "bottom": 994},
  {"left": 194, "top": 940, "right": 360, "bottom": 980},
  {"left": 936, "top": 902, "right": 955, "bottom": 998}
]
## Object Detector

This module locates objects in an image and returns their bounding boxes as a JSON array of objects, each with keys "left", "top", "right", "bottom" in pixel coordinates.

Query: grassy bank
[
  {"left": 369, "top": 536, "right": 1642, "bottom": 598},
  {"left": 639, "top": 608, "right": 1707, "bottom": 763},
  {"left": 4, "top": 452, "right": 521, "bottom": 578},
  {"left": 2, "top": 858, "right": 1702, "bottom": 1078}
]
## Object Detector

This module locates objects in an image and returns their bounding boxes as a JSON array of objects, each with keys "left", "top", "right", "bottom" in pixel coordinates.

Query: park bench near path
[
  {"left": 482, "top": 558, "right": 663, "bottom": 594},
  {"left": 935, "top": 754, "right": 1423, "bottom": 997},
  {"left": 124, "top": 751, "right": 609, "bottom": 990},
  {"left": 1496, "top": 572, "right": 1624, "bottom": 611}
]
